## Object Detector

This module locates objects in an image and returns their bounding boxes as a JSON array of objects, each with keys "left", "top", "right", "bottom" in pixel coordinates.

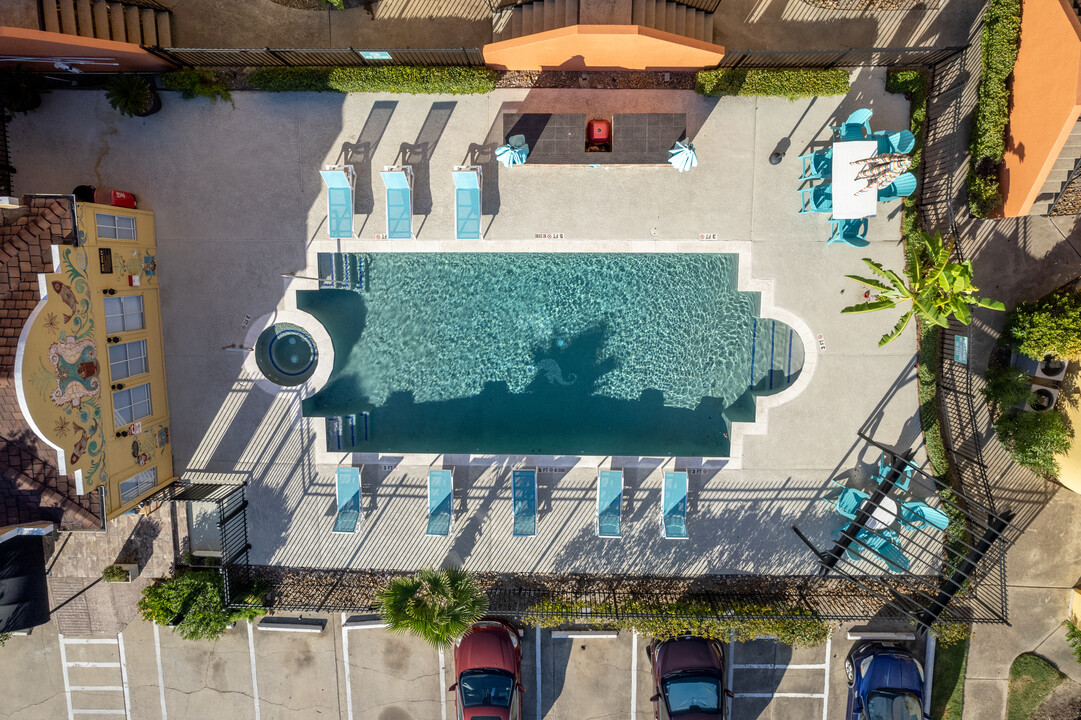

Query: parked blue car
[{"left": 844, "top": 642, "right": 928, "bottom": 720}]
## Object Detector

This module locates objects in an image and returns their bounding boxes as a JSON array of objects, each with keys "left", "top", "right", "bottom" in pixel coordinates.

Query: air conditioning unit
[
  {"left": 1034, "top": 355, "right": 1069, "bottom": 382},
  {"left": 0, "top": 196, "right": 19, "bottom": 209},
  {"left": 1025, "top": 384, "right": 1060, "bottom": 413}
]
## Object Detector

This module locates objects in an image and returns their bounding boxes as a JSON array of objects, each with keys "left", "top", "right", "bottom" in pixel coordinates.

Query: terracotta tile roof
[{"left": 0, "top": 196, "right": 101, "bottom": 531}]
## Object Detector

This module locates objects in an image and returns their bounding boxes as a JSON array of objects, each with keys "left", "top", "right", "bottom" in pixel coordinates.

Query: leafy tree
[
  {"left": 138, "top": 570, "right": 265, "bottom": 641},
  {"left": 842, "top": 231, "right": 1004, "bottom": 346},
  {"left": 1008, "top": 289, "right": 1081, "bottom": 360},
  {"left": 377, "top": 567, "right": 488, "bottom": 648}
]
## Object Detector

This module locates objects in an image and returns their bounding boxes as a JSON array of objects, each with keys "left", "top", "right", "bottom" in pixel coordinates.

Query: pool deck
[{"left": 10, "top": 67, "right": 934, "bottom": 576}]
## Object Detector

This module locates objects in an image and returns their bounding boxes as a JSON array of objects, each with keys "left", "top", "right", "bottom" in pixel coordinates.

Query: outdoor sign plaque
[
  {"left": 360, "top": 51, "right": 392, "bottom": 60},
  {"left": 98, "top": 248, "right": 113, "bottom": 274}
]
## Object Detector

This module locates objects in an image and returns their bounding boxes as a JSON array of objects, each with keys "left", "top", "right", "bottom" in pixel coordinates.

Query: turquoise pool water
[{"left": 301, "top": 253, "right": 803, "bottom": 457}]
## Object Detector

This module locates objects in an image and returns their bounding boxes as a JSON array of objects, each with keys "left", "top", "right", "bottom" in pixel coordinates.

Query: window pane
[
  {"left": 108, "top": 340, "right": 148, "bottom": 380},
  {"left": 113, "top": 382, "right": 152, "bottom": 426},
  {"left": 119, "top": 467, "right": 158, "bottom": 503},
  {"left": 104, "top": 295, "right": 145, "bottom": 333},
  {"left": 96, "top": 213, "right": 136, "bottom": 241}
]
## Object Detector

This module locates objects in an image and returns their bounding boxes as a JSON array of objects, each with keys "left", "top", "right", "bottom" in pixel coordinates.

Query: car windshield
[
  {"left": 662, "top": 674, "right": 721, "bottom": 715},
  {"left": 459, "top": 669, "right": 514, "bottom": 709},
  {"left": 866, "top": 690, "right": 923, "bottom": 720}
]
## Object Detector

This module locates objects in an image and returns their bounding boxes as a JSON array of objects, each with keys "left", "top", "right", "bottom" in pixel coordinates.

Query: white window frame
[
  {"left": 108, "top": 339, "right": 148, "bottom": 381},
  {"left": 112, "top": 382, "right": 152, "bottom": 426},
  {"left": 119, "top": 466, "right": 158, "bottom": 504},
  {"left": 96, "top": 212, "right": 137, "bottom": 240},
  {"left": 104, "top": 295, "right": 145, "bottom": 334}
]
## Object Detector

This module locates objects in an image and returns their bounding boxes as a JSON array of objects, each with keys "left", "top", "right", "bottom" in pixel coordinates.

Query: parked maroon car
[
  {"left": 648, "top": 636, "right": 732, "bottom": 720},
  {"left": 450, "top": 619, "right": 524, "bottom": 720}
]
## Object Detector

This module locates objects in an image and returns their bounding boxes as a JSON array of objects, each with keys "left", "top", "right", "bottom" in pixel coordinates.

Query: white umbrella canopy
[
  {"left": 495, "top": 142, "right": 529, "bottom": 167},
  {"left": 668, "top": 140, "right": 698, "bottom": 172}
]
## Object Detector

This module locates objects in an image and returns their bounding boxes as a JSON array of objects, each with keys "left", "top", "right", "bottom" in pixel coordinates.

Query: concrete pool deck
[{"left": 9, "top": 67, "right": 931, "bottom": 575}]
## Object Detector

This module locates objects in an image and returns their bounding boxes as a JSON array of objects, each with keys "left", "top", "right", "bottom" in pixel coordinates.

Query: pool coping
[{"left": 283, "top": 239, "right": 818, "bottom": 471}]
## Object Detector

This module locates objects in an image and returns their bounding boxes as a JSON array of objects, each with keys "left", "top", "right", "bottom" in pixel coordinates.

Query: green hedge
[
  {"left": 522, "top": 599, "right": 832, "bottom": 648},
  {"left": 246, "top": 66, "right": 498, "bottom": 95},
  {"left": 694, "top": 68, "right": 849, "bottom": 98},
  {"left": 967, "top": 0, "right": 1022, "bottom": 217},
  {"left": 162, "top": 68, "right": 233, "bottom": 105},
  {"left": 1008, "top": 288, "right": 1081, "bottom": 360}
]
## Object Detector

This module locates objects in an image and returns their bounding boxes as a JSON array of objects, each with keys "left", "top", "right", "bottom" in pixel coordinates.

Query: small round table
[{"left": 860, "top": 496, "right": 898, "bottom": 531}]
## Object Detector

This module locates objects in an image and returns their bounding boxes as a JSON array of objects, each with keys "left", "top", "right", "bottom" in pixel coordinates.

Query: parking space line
[
  {"left": 247, "top": 620, "right": 261, "bottom": 720},
  {"left": 736, "top": 692, "right": 825, "bottom": 698},
  {"left": 732, "top": 663, "right": 827, "bottom": 669},
  {"left": 58, "top": 633, "right": 75, "bottom": 720},
  {"left": 66, "top": 661, "right": 121, "bottom": 668},
  {"left": 340, "top": 615, "right": 354, "bottom": 720},
  {"left": 69, "top": 686, "right": 125, "bottom": 692},
  {"left": 630, "top": 631, "right": 638, "bottom": 720},
  {"left": 726, "top": 631, "right": 735, "bottom": 720},
  {"left": 117, "top": 632, "right": 131, "bottom": 718},
  {"left": 153, "top": 623, "right": 168, "bottom": 720},
  {"left": 439, "top": 647, "right": 447, "bottom": 720},
  {"left": 62, "top": 638, "right": 116, "bottom": 644},
  {"left": 535, "top": 626, "right": 541, "bottom": 720},
  {"left": 821, "top": 634, "right": 831, "bottom": 720}
]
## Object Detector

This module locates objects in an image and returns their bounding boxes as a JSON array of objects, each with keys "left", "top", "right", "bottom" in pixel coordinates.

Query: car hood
[
  {"left": 655, "top": 638, "right": 722, "bottom": 676},
  {"left": 863, "top": 652, "right": 924, "bottom": 696},
  {"left": 456, "top": 627, "right": 515, "bottom": 673},
  {"left": 463, "top": 710, "right": 509, "bottom": 720}
]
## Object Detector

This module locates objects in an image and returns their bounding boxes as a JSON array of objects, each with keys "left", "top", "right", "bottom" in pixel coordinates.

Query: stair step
[
  {"left": 58, "top": 0, "right": 79, "bottom": 34},
  {"left": 703, "top": 11, "right": 713, "bottom": 42},
  {"left": 108, "top": 2, "right": 126, "bottom": 42},
  {"left": 155, "top": 9, "right": 171, "bottom": 46},
  {"left": 1052, "top": 155, "right": 1079, "bottom": 173},
  {"left": 511, "top": 7, "right": 523, "bottom": 38},
  {"left": 139, "top": 8, "right": 156, "bottom": 45},
  {"left": 43, "top": 0, "right": 61, "bottom": 33},
  {"left": 665, "top": 2, "right": 676, "bottom": 34},
  {"left": 545, "top": 0, "right": 558, "bottom": 31},
  {"left": 534, "top": 0, "right": 545, "bottom": 32},
  {"left": 124, "top": 5, "right": 140, "bottom": 44},
  {"left": 632, "top": 0, "right": 646, "bottom": 24},
  {"left": 92, "top": 0, "right": 109, "bottom": 39},
  {"left": 694, "top": 9, "right": 704, "bottom": 41},
  {"left": 644, "top": 0, "right": 656, "bottom": 27},
  {"left": 565, "top": 0, "right": 577, "bottom": 25},
  {"left": 677, "top": 4, "right": 688, "bottom": 36},
  {"left": 75, "top": 0, "right": 94, "bottom": 36}
]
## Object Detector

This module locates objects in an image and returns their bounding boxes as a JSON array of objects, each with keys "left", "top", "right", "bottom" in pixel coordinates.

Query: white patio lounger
[
  {"left": 597, "top": 469, "right": 623, "bottom": 538},
  {"left": 320, "top": 165, "right": 356, "bottom": 240},
  {"left": 333, "top": 466, "right": 362, "bottom": 533},
  {"left": 452, "top": 166, "right": 482, "bottom": 240},
  {"left": 512, "top": 468, "right": 537, "bottom": 537},
  {"left": 427, "top": 468, "right": 453, "bottom": 537},
  {"left": 380, "top": 166, "right": 414, "bottom": 239},
  {"left": 662, "top": 471, "right": 688, "bottom": 539}
]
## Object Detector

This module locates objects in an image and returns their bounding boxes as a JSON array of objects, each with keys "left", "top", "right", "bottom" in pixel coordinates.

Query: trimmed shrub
[
  {"left": 101, "top": 565, "right": 130, "bottom": 582},
  {"left": 1008, "top": 288, "right": 1081, "bottom": 360},
  {"left": 523, "top": 599, "right": 832, "bottom": 648},
  {"left": 162, "top": 69, "right": 233, "bottom": 105},
  {"left": 138, "top": 569, "right": 264, "bottom": 641},
  {"left": 930, "top": 620, "right": 972, "bottom": 646},
  {"left": 981, "top": 366, "right": 1034, "bottom": 415},
  {"left": 246, "top": 66, "right": 498, "bottom": 95},
  {"left": 966, "top": 0, "right": 1022, "bottom": 217},
  {"left": 694, "top": 68, "right": 849, "bottom": 99},
  {"left": 993, "top": 408, "right": 1072, "bottom": 477}
]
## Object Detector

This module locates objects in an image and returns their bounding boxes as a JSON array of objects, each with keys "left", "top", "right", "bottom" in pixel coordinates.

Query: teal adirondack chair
[
  {"left": 826, "top": 479, "right": 869, "bottom": 520},
  {"left": 840, "top": 524, "right": 910, "bottom": 574},
  {"left": 874, "top": 129, "right": 916, "bottom": 154},
  {"left": 799, "top": 148, "right": 833, "bottom": 180},
  {"left": 872, "top": 451, "right": 914, "bottom": 492},
  {"left": 827, "top": 218, "right": 869, "bottom": 246},
  {"left": 877, "top": 173, "right": 918, "bottom": 202},
  {"left": 900, "top": 500, "right": 950, "bottom": 531},
  {"left": 799, "top": 184, "right": 833, "bottom": 214},
  {"left": 831, "top": 108, "right": 873, "bottom": 140}
]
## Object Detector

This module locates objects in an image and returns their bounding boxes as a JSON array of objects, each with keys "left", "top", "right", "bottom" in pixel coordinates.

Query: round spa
[{"left": 254, "top": 322, "right": 318, "bottom": 386}]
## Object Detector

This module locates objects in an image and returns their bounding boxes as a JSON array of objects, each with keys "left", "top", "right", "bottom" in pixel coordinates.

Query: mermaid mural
[{"left": 48, "top": 335, "right": 100, "bottom": 408}]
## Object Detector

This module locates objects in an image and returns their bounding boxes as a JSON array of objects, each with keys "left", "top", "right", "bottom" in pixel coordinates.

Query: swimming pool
[{"left": 300, "top": 253, "right": 803, "bottom": 457}]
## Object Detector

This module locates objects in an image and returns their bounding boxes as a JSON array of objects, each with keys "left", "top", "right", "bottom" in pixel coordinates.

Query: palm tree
[
  {"left": 377, "top": 567, "right": 488, "bottom": 648},
  {"left": 841, "top": 230, "right": 1004, "bottom": 346}
]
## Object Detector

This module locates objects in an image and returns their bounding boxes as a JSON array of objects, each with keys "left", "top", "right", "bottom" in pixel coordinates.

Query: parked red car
[
  {"left": 450, "top": 619, "right": 524, "bottom": 720},
  {"left": 648, "top": 636, "right": 732, "bottom": 719}
]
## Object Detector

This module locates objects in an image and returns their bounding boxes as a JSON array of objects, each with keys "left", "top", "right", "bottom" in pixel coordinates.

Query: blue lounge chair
[
  {"left": 872, "top": 451, "right": 913, "bottom": 492},
  {"left": 826, "top": 479, "right": 870, "bottom": 520},
  {"left": 877, "top": 172, "right": 918, "bottom": 202},
  {"left": 597, "top": 469, "right": 623, "bottom": 538},
  {"left": 512, "top": 468, "right": 537, "bottom": 537},
  {"left": 799, "top": 184, "right": 833, "bottom": 214},
  {"left": 427, "top": 469, "right": 453, "bottom": 536},
  {"left": 333, "top": 466, "right": 361, "bottom": 533},
  {"left": 798, "top": 148, "right": 833, "bottom": 180},
  {"left": 320, "top": 165, "right": 356, "bottom": 240},
  {"left": 874, "top": 129, "right": 916, "bottom": 154},
  {"left": 831, "top": 108, "right": 873, "bottom": 140},
  {"left": 662, "top": 471, "right": 688, "bottom": 539},
  {"left": 380, "top": 166, "right": 413, "bottom": 239},
  {"left": 840, "top": 524, "right": 910, "bottom": 574},
  {"left": 827, "top": 217, "right": 869, "bottom": 246},
  {"left": 452, "top": 166, "right": 482, "bottom": 240},
  {"left": 900, "top": 500, "right": 950, "bottom": 531}
]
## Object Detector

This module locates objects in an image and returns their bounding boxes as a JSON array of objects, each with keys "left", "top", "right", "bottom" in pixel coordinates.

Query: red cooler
[
  {"left": 587, "top": 118, "right": 611, "bottom": 145},
  {"left": 93, "top": 188, "right": 137, "bottom": 209}
]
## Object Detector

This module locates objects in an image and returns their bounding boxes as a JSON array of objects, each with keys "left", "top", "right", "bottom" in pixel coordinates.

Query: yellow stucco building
[{"left": 14, "top": 197, "right": 174, "bottom": 520}]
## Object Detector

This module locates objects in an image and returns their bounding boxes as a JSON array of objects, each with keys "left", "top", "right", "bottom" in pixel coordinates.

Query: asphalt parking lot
[{"left": 3, "top": 615, "right": 935, "bottom": 720}]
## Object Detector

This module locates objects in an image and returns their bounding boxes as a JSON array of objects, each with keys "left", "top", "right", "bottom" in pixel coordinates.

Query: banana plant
[{"left": 842, "top": 230, "right": 1004, "bottom": 346}]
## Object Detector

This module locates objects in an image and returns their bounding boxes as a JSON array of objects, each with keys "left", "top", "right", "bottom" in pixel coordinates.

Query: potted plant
[
  {"left": 102, "top": 564, "right": 138, "bottom": 583},
  {"left": 104, "top": 74, "right": 161, "bottom": 117}
]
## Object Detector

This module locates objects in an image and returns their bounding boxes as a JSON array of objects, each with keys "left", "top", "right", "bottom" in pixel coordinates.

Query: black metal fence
[
  {"left": 143, "top": 481, "right": 250, "bottom": 568},
  {"left": 149, "top": 47, "right": 486, "bottom": 68},
  {"left": 716, "top": 46, "right": 965, "bottom": 69},
  {"left": 0, "top": 108, "right": 11, "bottom": 197}
]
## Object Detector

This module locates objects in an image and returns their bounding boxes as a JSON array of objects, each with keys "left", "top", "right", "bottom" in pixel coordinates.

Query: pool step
[
  {"left": 326, "top": 412, "right": 370, "bottom": 451},
  {"left": 316, "top": 252, "right": 366, "bottom": 291},
  {"left": 749, "top": 318, "right": 804, "bottom": 396}
]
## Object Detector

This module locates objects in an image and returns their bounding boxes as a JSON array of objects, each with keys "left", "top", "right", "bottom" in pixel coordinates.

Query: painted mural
[{"left": 22, "top": 246, "right": 108, "bottom": 490}]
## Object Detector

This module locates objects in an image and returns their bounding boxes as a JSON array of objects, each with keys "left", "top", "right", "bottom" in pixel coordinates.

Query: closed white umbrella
[{"left": 668, "top": 140, "right": 698, "bottom": 172}]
